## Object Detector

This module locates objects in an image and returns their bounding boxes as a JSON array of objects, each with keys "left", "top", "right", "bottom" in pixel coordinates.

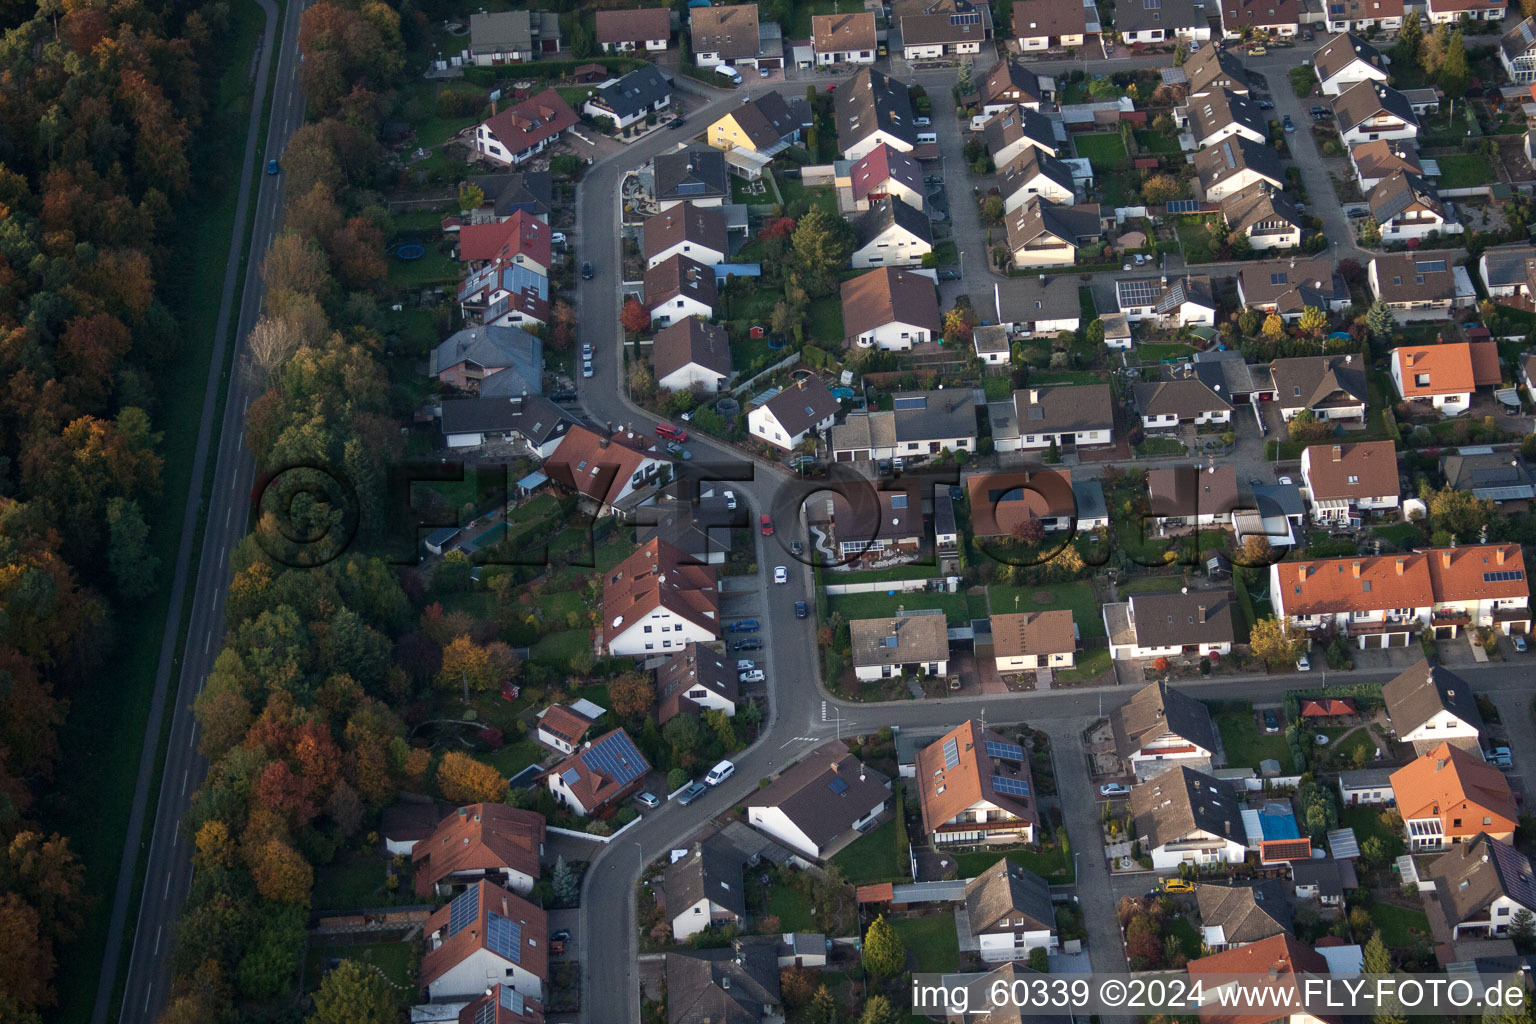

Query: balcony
[
  {"left": 1347, "top": 619, "right": 1416, "bottom": 636},
  {"left": 1431, "top": 610, "right": 1472, "bottom": 626}
]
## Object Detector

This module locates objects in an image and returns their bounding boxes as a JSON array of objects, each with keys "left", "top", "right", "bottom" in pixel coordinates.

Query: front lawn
[
  {"left": 1135, "top": 437, "right": 1187, "bottom": 457},
  {"left": 890, "top": 913, "right": 961, "bottom": 973},
  {"left": 1434, "top": 153, "right": 1498, "bottom": 190},
  {"left": 1371, "top": 522, "right": 1426, "bottom": 550},
  {"left": 829, "top": 818, "right": 909, "bottom": 884},
  {"left": 1174, "top": 216, "right": 1223, "bottom": 265},
  {"left": 809, "top": 295, "right": 845, "bottom": 346},
  {"left": 304, "top": 939, "right": 415, "bottom": 992},
  {"left": 953, "top": 845, "right": 1075, "bottom": 883},
  {"left": 1136, "top": 343, "right": 1196, "bottom": 361},
  {"left": 1134, "top": 129, "right": 1182, "bottom": 154},
  {"left": 827, "top": 591, "right": 973, "bottom": 624},
  {"left": 1341, "top": 805, "right": 1405, "bottom": 862},
  {"left": 1211, "top": 705, "right": 1292, "bottom": 769},
  {"left": 1054, "top": 646, "right": 1112, "bottom": 683},
  {"left": 984, "top": 580, "right": 1105, "bottom": 637},
  {"left": 1073, "top": 132, "right": 1129, "bottom": 173},
  {"left": 530, "top": 628, "right": 593, "bottom": 665},
  {"left": 1369, "top": 902, "right": 1431, "bottom": 949},
  {"left": 313, "top": 852, "right": 397, "bottom": 913},
  {"left": 485, "top": 739, "right": 548, "bottom": 777},
  {"left": 777, "top": 174, "right": 839, "bottom": 217}
]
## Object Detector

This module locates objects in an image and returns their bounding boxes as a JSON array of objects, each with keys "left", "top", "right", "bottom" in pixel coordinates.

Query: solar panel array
[
  {"left": 1118, "top": 277, "right": 1162, "bottom": 305},
  {"left": 891, "top": 494, "right": 909, "bottom": 509},
  {"left": 950, "top": 11, "right": 982, "bottom": 23},
  {"left": 1165, "top": 200, "right": 1200, "bottom": 214},
  {"left": 991, "top": 775, "right": 1031, "bottom": 798},
  {"left": 448, "top": 886, "right": 480, "bottom": 937},
  {"left": 1270, "top": 272, "right": 1289, "bottom": 285},
  {"left": 828, "top": 776, "right": 849, "bottom": 795},
  {"left": 942, "top": 736, "right": 960, "bottom": 770},
  {"left": 503, "top": 987, "right": 526, "bottom": 1015},
  {"left": 1416, "top": 259, "right": 1447, "bottom": 273},
  {"left": 486, "top": 911, "right": 523, "bottom": 963},
  {"left": 581, "top": 730, "right": 649, "bottom": 787},
  {"left": 1143, "top": 0, "right": 1161, "bottom": 8},
  {"left": 560, "top": 768, "right": 581, "bottom": 786},
  {"left": 985, "top": 740, "right": 1024, "bottom": 761},
  {"left": 893, "top": 395, "right": 928, "bottom": 410},
  {"left": 1484, "top": 570, "right": 1525, "bottom": 583}
]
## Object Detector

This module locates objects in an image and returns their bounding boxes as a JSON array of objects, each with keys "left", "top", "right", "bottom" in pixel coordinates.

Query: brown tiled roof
[
  {"left": 644, "top": 206, "right": 728, "bottom": 262},
  {"left": 1372, "top": 252, "right": 1456, "bottom": 305},
  {"left": 422, "top": 880, "right": 548, "bottom": 988},
  {"left": 979, "top": 58, "right": 1046, "bottom": 108},
  {"left": 1126, "top": 591, "right": 1236, "bottom": 650},
  {"left": 544, "top": 425, "right": 656, "bottom": 507},
  {"left": 1185, "top": 935, "right": 1334, "bottom": 1024},
  {"left": 1332, "top": 80, "right": 1416, "bottom": 135},
  {"left": 481, "top": 89, "right": 579, "bottom": 157},
  {"left": 651, "top": 317, "right": 733, "bottom": 384},
  {"left": 756, "top": 375, "right": 840, "bottom": 437},
  {"left": 656, "top": 643, "right": 739, "bottom": 724},
  {"left": 1005, "top": 195, "right": 1101, "bottom": 252},
  {"left": 1220, "top": 0, "right": 1300, "bottom": 32},
  {"left": 458, "top": 985, "right": 545, "bottom": 1024},
  {"left": 964, "top": 858, "right": 1054, "bottom": 934},
  {"left": 966, "top": 470, "right": 1074, "bottom": 537},
  {"left": 749, "top": 741, "right": 891, "bottom": 850},
  {"left": 849, "top": 609, "right": 949, "bottom": 668},
  {"left": 646, "top": 254, "right": 719, "bottom": 313},
  {"left": 595, "top": 7, "right": 671, "bottom": 46},
  {"left": 689, "top": 4, "right": 760, "bottom": 60},
  {"left": 1270, "top": 355, "right": 1368, "bottom": 411},
  {"left": 1302, "top": 440, "right": 1398, "bottom": 501},
  {"left": 812, "top": 12, "right": 876, "bottom": 52},
  {"left": 602, "top": 538, "right": 720, "bottom": 644},
  {"left": 722, "top": 92, "right": 799, "bottom": 150},
  {"left": 1013, "top": 383, "right": 1114, "bottom": 435},
  {"left": 1110, "top": 681, "right": 1219, "bottom": 761},
  {"left": 1351, "top": 140, "right": 1421, "bottom": 182},
  {"left": 840, "top": 267, "right": 940, "bottom": 340},
  {"left": 1183, "top": 45, "right": 1249, "bottom": 96},
  {"left": 666, "top": 940, "right": 782, "bottom": 1024},
  {"left": 1134, "top": 379, "right": 1233, "bottom": 419},
  {"left": 412, "top": 805, "right": 546, "bottom": 898},
  {"left": 1382, "top": 660, "right": 1483, "bottom": 737},
  {"left": 1428, "top": 834, "right": 1536, "bottom": 929},
  {"left": 1391, "top": 742, "right": 1518, "bottom": 841},
  {"left": 1008, "top": 0, "right": 1086, "bottom": 40},
  {"left": 835, "top": 68, "right": 917, "bottom": 150},
  {"left": 990, "top": 610, "right": 1076, "bottom": 659},
  {"left": 901, "top": 8, "right": 992, "bottom": 45},
  {"left": 1312, "top": 31, "right": 1385, "bottom": 83},
  {"left": 1238, "top": 256, "right": 1340, "bottom": 315},
  {"left": 1130, "top": 765, "right": 1241, "bottom": 851},
  {"left": 539, "top": 705, "right": 594, "bottom": 745},
  {"left": 1147, "top": 465, "right": 1239, "bottom": 520},
  {"left": 1195, "top": 882, "right": 1294, "bottom": 946},
  {"left": 916, "top": 720, "right": 1039, "bottom": 837}
]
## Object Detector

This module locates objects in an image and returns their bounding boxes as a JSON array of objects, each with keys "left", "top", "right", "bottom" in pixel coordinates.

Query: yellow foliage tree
[
  {"left": 1249, "top": 616, "right": 1308, "bottom": 667},
  {"left": 194, "top": 821, "right": 236, "bottom": 870},
  {"left": 437, "top": 750, "right": 507, "bottom": 804},
  {"left": 249, "top": 838, "right": 313, "bottom": 906},
  {"left": 438, "top": 634, "right": 495, "bottom": 702},
  {"left": 1261, "top": 314, "right": 1286, "bottom": 341}
]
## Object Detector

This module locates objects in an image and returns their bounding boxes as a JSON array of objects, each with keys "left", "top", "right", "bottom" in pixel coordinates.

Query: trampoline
[{"left": 396, "top": 243, "right": 426, "bottom": 260}]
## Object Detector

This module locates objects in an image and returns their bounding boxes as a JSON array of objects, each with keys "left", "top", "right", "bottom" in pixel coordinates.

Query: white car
[
  {"left": 551, "top": 231, "right": 567, "bottom": 245},
  {"left": 723, "top": 490, "right": 737, "bottom": 511},
  {"left": 773, "top": 565, "right": 788, "bottom": 584},
  {"left": 736, "top": 660, "right": 756, "bottom": 671},
  {"left": 739, "top": 669, "right": 765, "bottom": 683},
  {"left": 1278, "top": 475, "right": 1293, "bottom": 485},
  {"left": 1297, "top": 654, "right": 1311, "bottom": 671}
]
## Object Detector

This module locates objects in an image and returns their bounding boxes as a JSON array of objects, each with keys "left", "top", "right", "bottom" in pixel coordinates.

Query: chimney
[
  {"left": 1405, "top": 351, "right": 1415, "bottom": 368},
  {"left": 1498, "top": 547, "right": 1507, "bottom": 565},
  {"left": 1436, "top": 758, "right": 1447, "bottom": 772},
  {"left": 1396, "top": 558, "right": 1405, "bottom": 576},
  {"left": 1441, "top": 550, "right": 1452, "bottom": 568},
  {"left": 491, "top": 99, "right": 497, "bottom": 116},
  {"left": 599, "top": 436, "right": 610, "bottom": 449},
  {"left": 1352, "top": 562, "right": 1361, "bottom": 578},
  {"left": 1332, "top": 444, "right": 1342, "bottom": 462}
]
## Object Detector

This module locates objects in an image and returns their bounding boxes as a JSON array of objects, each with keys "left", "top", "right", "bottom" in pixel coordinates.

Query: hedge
[
  {"left": 460, "top": 56, "right": 647, "bottom": 88},
  {"left": 1282, "top": 681, "right": 1386, "bottom": 723}
]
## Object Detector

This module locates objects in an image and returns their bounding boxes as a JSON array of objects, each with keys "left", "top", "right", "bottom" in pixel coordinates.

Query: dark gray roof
[
  {"left": 758, "top": 375, "right": 840, "bottom": 437},
  {"left": 440, "top": 394, "right": 572, "bottom": 444},
  {"left": 934, "top": 488, "right": 957, "bottom": 537},
  {"left": 1369, "top": 170, "right": 1442, "bottom": 226},
  {"left": 1187, "top": 90, "right": 1267, "bottom": 144},
  {"left": 1332, "top": 80, "right": 1418, "bottom": 135},
  {"left": 1116, "top": 0, "right": 1203, "bottom": 34},
  {"left": 651, "top": 317, "right": 734, "bottom": 382},
  {"left": 1481, "top": 244, "right": 1535, "bottom": 290},
  {"left": 431, "top": 325, "right": 544, "bottom": 392},
  {"left": 655, "top": 147, "right": 729, "bottom": 203},
  {"left": 1441, "top": 451, "right": 1536, "bottom": 501},
  {"left": 728, "top": 92, "right": 800, "bottom": 150},
  {"left": 976, "top": 274, "right": 1081, "bottom": 325},
  {"left": 1221, "top": 186, "right": 1305, "bottom": 238},
  {"left": 1196, "top": 881, "right": 1294, "bottom": 944},
  {"left": 666, "top": 940, "right": 782, "bottom": 1024},
  {"left": 1185, "top": 349, "right": 1258, "bottom": 398},
  {"left": 854, "top": 195, "right": 933, "bottom": 249},
  {"left": 835, "top": 68, "right": 916, "bottom": 150},
  {"left": 1291, "top": 858, "right": 1346, "bottom": 898},
  {"left": 1013, "top": 383, "right": 1114, "bottom": 435},
  {"left": 1239, "top": 257, "right": 1347, "bottom": 316},
  {"left": 1313, "top": 32, "right": 1385, "bottom": 84},
  {"left": 983, "top": 105, "right": 1058, "bottom": 159},
  {"left": 590, "top": 65, "right": 672, "bottom": 122},
  {"left": 1128, "top": 590, "right": 1236, "bottom": 650},
  {"left": 645, "top": 254, "right": 719, "bottom": 311},
  {"left": 979, "top": 58, "right": 1045, "bottom": 108},
  {"left": 748, "top": 741, "right": 891, "bottom": 849},
  {"left": 1073, "top": 477, "right": 1108, "bottom": 521},
  {"left": 1430, "top": 834, "right": 1536, "bottom": 928},
  {"left": 469, "top": 171, "right": 553, "bottom": 218},
  {"left": 663, "top": 839, "right": 747, "bottom": 922},
  {"left": 1502, "top": 16, "right": 1536, "bottom": 62},
  {"left": 1000, "top": 146, "right": 1077, "bottom": 202},
  {"left": 964, "top": 858, "right": 1054, "bottom": 934},
  {"left": 1195, "top": 136, "right": 1284, "bottom": 195},
  {"left": 1006, "top": 196, "right": 1102, "bottom": 252},
  {"left": 1133, "top": 378, "right": 1233, "bottom": 417},
  {"left": 849, "top": 389, "right": 977, "bottom": 444},
  {"left": 1131, "top": 765, "right": 1242, "bottom": 851},
  {"left": 637, "top": 496, "right": 737, "bottom": 569},
  {"left": 1382, "top": 660, "right": 1484, "bottom": 737},
  {"left": 1184, "top": 45, "right": 1250, "bottom": 97},
  {"left": 1252, "top": 483, "right": 1305, "bottom": 520},
  {"left": 1111, "top": 680, "right": 1220, "bottom": 761},
  {"left": 1270, "top": 355, "right": 1368, "bottom": 412}
]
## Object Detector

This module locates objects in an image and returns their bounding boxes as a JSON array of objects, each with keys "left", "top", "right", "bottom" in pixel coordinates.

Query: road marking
[
  {"left": 226, "top": 508, "right": 231, "bottom": 528},
  {"left": 189, "top": 728, "right": 196, "bottom": 749},
  {"left": 219, "top": 548, "right": 225, "bottom": 569},
  {"left": 164, "top": 872, "right": 172, "bottom": 898},
  {"left": 181, "top": 769, "right": 188, "bottom": 796},
  {"left": 239, "top": 430, "right": 245, "bottom": 448},
  {"left": 204, "top": 633, "right": 210, "bottom": 654},
  {"left": 154, "top": 925, "right": 162, "bottom": 955},
  {"left": 144, "top": 983, "right": 152, "bottom": 1015}
]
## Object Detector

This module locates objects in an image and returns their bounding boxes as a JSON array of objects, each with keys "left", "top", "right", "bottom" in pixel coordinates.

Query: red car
[
  {"left": 655, "top": 423, "right": 687, "bottom": 442},
  {"left": 760, "top": 514, "right": 773, "bottom": 536}
]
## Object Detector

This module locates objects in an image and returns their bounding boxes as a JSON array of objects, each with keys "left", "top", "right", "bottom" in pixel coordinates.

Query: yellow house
[{"left": 706, "top": 93, "right": 799, "bottom": 153}]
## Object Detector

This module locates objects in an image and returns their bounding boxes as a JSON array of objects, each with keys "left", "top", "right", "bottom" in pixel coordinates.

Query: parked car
[
  {"left": 677, "top": 782, "right": 708, "bottom": 805},
  {"left": 1249, "top": 46, "right": 1267, "bottom": 56},
  {"left": 936, "top": 269, "right": 962, "bottom": 281},
  {"left": 1310, "top": 106, "right": 1329, "bottom": 117},
  {"left": 1257, "top": 100, "right": 1274, "bottom": 110},
  {"left": 1099, "top": 783, "right": 1131, "bottom": 797},
  {"left": 656, "top": 423, "right": 687, "bottom": 441},
  {"left": 582, "top": 359, "right": 594, "bottom": 378},
  {"left": 736, "top": 660, "right": 756, "bottom": 671},
  {"left": 1296, "top": 653, "right": 1310, "bottom": 672},
  {"left": 551, "top": 231, "right": 567, "bottom": 245},
  {"left": 582, "top": 343, "right": 594, "bottom": 359},
  {"left": 726, "top": 619, "right": 760, "bottom": 633},
  {"left": 1161, "top": 878, "right": 1195, "bottom": 893},
  {"left": 732, "top": 639, "right": 762, "bottom": 651},
  {"left": 1515, "top": 636, "right": 1528, "bottom": 653},
  {"left": 723, "top": 489, "right": 737, "bottom": 511},
  {"left": 635, "top": 792, "right": 660, "bottom": 809},
  {"left": 704, "top": 760, "right": 736, "bottom": 786},
  {"left": 669, "top": 116, "right": 686, "bottom": 129},
  {"left": 1263, "top": 709, "right": 1281, "bottom": 733},
  {"left": 790, "top": 540, "right": 804, "bottom": 556},
  {"left": 550, "top": 929, "right": 571, "bottom": 944},
  {"left": 914, "top": 116, "right": 931, "bottom": 126},
  {"left": 665, "top": 441, "right": 691, "bottom": 460},
  {"left": 581, "top": 261, "right": 594, "bottom": 280},
  {"left": 760, "top": 514, "right": 773, "bottom": 536},
  {"left": 1282, "top": 115, "right": 1295, "bottom": 133},
  {"left": 795, "top": 601, "right": 808, "bottom": 619},
  {"left": 1278, "top": 475, "right": 1293, "bottom": 485},
  {"left": 739, "top": 669, "right": 765, "bottom": 683},
  {"left": 773, "top": 565, "right": 788, "bottom": 584}
]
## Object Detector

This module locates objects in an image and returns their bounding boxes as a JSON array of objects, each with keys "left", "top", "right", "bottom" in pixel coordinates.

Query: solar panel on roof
[
  {"left": 883, "top": 636, "right": 898, "bottom": 647},
  {"left": 893, "top": 395, "right": 928, "bottom": 409},
  {"left": 486, "top": 911, "right": 523, "bottom": 963},
  {"left": 1164, "top": 199, "right": 1201, "bottom": 214},
  {"left": 448, "top": 886, "right": 480, "bottom": 937},
  {"left": 991, "top": 775, "right": 1031, "bottom": 798},
  {"left": 581, "top": 731, "right": 649, "bottom": 787},
  {"left": 891, "top": 494, "right": 909, "bottom": 509},
  {"left": 985, "top": 740, "right": 1025, "bottom": 761},
  {"left": 950, "top": 11, "right": 981, "bottom": 23},
  {"left": 829, "top": 776, "right": 849, "bottom": 795},
  {"left": 503, "top": 987, "right": 525, "bottom": 1015},
  {"left": 942, "top": 736, "right": 960, "bottom": 769},
  {"left": 560, "top": 768, "right": 581, "bottom": 785},
  {"left": 1118, "top": 278, "right": 1162, "bottom": 304},
  {"left": 1484, "top": 570, "right": 1525, "bottom": 582},
  {"left": 1270, "top": 272, "right": 1288, "bottom": 285},
  {"left": 1416, "top": 259, "right": 1447, "bottom": 273}
]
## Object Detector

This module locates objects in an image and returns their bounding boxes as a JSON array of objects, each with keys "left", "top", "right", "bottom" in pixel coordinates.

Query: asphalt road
[{"left": 94, "top": 2, "right": 309, "bottom": 1022}]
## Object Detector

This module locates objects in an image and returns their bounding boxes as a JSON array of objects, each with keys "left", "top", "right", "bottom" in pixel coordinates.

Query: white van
[
  {"left": 714, "top": 64, "right": 743, "bottom": 85},
  {"left": 704, "top": 759, "right": 736, "bottom": 786}
]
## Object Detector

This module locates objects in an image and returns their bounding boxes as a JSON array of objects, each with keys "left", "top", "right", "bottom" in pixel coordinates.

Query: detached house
[
  {"left": 1313, "top": 32, "right": 1388, "bottom": 95},
  {"left": 413, "top": 805, "right": 545, "bottom": 899},
  {"left": 1221, "top": 187, "right": 1305, "bottom": 252},
  {"left": 544, "top": 425, "right": 666, "bottom": 515},
  {"left": 1133, "top": 379, "right": 1233, "bottom": 429},
  {"left": 1195, "top": 882, "right": 1294, "bottom": 951},
  {"left": 983, "top": 105, "right": 1062, "bottom": 167},
  {"left": 990, "top": 610, "right": 1078, "bottom": 672},
  {"left": 1183, "top": 44, "right": 1250, "bottom": 98},
  {"left": 423, "top": 881, "right": 548, "bottom": 1002},
  {"left": 1300, "top": 440, "right": 1400, "bottom": 524},
  {"left": 965, "top": 859, "right": 1058, "bottom": 959},
  {"left": 1323, "top": 0, "right": 1403, "bottom": 32},
  {"left": 841, "top": 266, "right": 941, "bottom": 349},
  {"left": 965, "top": 469, "right": 1077, "bottom": 537},
  {"left": 1131, "top": 766, "right": 1246, "bottom": 871},
  {"left": 1146, "top": 465, "right": 1240, "bottom": 529},
  {"left": 1382, "top": 660, "right": 1484, "bottom": 754},
  {"left": 656, "top": 643, "right": 739, "bottom": 725},
  {"left": 458, "top": 210, "right": 553, "bottom": 274},
  {"left": 1185, "top": 935, "right": 1331, "bottom": 1024},
  {"left": 1110, "top": 679, "right": 1221, "bottom": 780},
  {"left": 474, "top": 89, "right": 579, "bottom": 166},
  {"left": 1389, "top": 340, "right": 1502, "bottom": 414},
  {"left": 707, "top": 92, "right": 800, "bottom": 155},
  {"left": 1479, "top": 243, "right": 1536, "bottom": 302},
  {"left": 1195, "top": 136, "right": 1284, "bottom": 202},
  {"left": 1369, "top": 171, "right": 1453, "bottom": 243},
  {"left": 1004, "top": 195, "right": 1103, "bottom": 269},
  {"left": 583, "top": 65, "right": 672, "bottom": 130},
  {"left": 1117, "top": 0, "right": 1212, "bottom": 43},
  {"left": 1426, "top": 834, "right": 1536, "bottom": 940},
  {"left": 467, "top": 10, "right": 560, "bottom": 64},
  {"left": 645, "top": 254, "right": 719, "bottom": 327},
  {"left": 1182, "top": 90, "right": 1269, "bottom": 150},
  {"left": 535, "top": 704, "right": 597, "bottom": 755},
  {"left": 595, "top": 8, "right": 672, "bottom": 52},
  {"left": 747, "top": 742, "right": 891, "bottom": 859},
  {"left": 851, "top": 197, "right": 933, "bottom": 268},
  {"left": 1237, "top": 257, "right": 1350, "bottom": 322},
  {"left": 440, "top": 394, "right": 572, "bottom": 455},
  {"left": 546, "top": 728, "right": 652, "bottom": 816},
  {"left": 979, "top": 57, "right": 1051, "bottom": 111},
  {"left": 835, "top": 68, "right": 919, "bottom": 161},
  {"left": 1115, "top": 275, "right": 1217, "bottom": 326},
  {"left": 811, "top": 12, "right": 877, "bottom": 63},
  {"left": 747, "top": 375, "right": 840, "bottom": 450},
  {"left": 1104, "top": 590, "right": 1237, "bottom": 661},
  {"left": 850, "top": 609, "right": 950, "bottom": 681},
  {"left": 689, "top": 4, "right": 760, "bottom": 67},
  {"left": 978, "top": 275, "right": 1083, "bottom": 336},
  {"left": 665, "top": 941, "right": 782, "bottom": 1024},
  {"left": 900, "top": 0, "right": 993, "bottom": 59},
  {"left": 1271, "top": 355, "right": 1368, "bottom": 422},
  {"left": 808, "top": 482, "right": 924, "bottom": 562},
  {"left": 847, "top": 144, "right": 926, "bottom": 212},
  {"left": 663, "top": 840, "right": 746, "bottom": 941},
  {"left": 1441, "top": 450, "right": 1536, "bottom": 504},
  {"left": 430, "top": 324, "right": 543, "bottom": 394},
  {"left": 1351, "top": 140, "right": 1422, "bottom": 192},
  {"left": 829, "top": 388, "right": 977, "bottom": 463},
  {"left": 651, "top": 318, "right": 733, "bottom": 393},
  {"left": 916, "top": 720, "right": 1040, "bottom": 845},
  {"left": 1501, "top": 17, "right": 1536, "bottom": 84},
  {"left": 994, "top": 384, "right": 1115, "bottom": 451},
  {"left": 601, "top": 538, "right": 720, "bottom": 656},
  {"left": 1391, "top": 742, "right": 1517, "bottom": 851},
  {"left": 1332, "top": 80, "right": 1418, "bottom": 145},
  {"left": 1368, "top": 253, "right": 1472, "bottom": 321},
  {"left": 1000, "top": 147, "right": 1078, "bottom": 209},
  {"left": 654, "top": 147, "right": 729, "bottom": 210},
  {"left": 643, "top": 206, "right": 728, "bottom": 270}
]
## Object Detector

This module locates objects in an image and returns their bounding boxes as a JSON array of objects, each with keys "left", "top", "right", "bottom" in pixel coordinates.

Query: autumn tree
[
  {"left": 621, "top": 297, "right": 652, "bottom": 335},
  {"left": 1261, "top": 313, "right": 1287, "bottom": 341},
  {"left": 548, "top": 301, "right": 578, "bottom": 351},
  {"left": 438, "top": 634, "right": 496, "bottom": 703},
  {"left": 1236, "top": 534, "right": 1276, "bottom": 569},
  {"left": 1422, "top": 482, "right": 1500, "bottom": 541},
  {"left": 437, "top": 750, "right": 507, "bottom": 804},
  {"left": 789, "top": 206, "right": 857, "bottom": 297},
  {"left": 1297, "top": 306, "right": 1328, "bottom": 335},
  {"left": 459, "top": 182, "right": 486, "bottom": 212},
  {"left": 862, "top": 915, "right": 906, "bottom": 977},
  {"left": 195, "top": 821, "right": 237, "bottom": 870},
  {"left": 609, "top": 672, "right": 655, "bottom": 718},
  {"left": 249, "top": 838, "right": 314, "bottom": 906},
  {"left": 1011, "top": 516, "right": 1046, "bottom": 546},
  {"left": 0, "top": 893, "right": 56, "bottom": 1015},
  {"left": 1141, "top": 175, "right": 1185, "bottom": 205},
  {"left": 1287, "top": 408, "right": 1332, "bottom": 443},
  {"left": 1249, "top": 616, "right": 1308, "bottom": 667},
  {"left": 943, "top": 304, "right": 978, "bottom": 345},
  {"left": 309, "top": 958, "right": 398, "bottom": 1024}
]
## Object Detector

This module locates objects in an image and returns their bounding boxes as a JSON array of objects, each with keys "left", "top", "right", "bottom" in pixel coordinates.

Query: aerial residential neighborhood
[{"left": 33, "top": 3, "right": 1536, "bottom": 1024}]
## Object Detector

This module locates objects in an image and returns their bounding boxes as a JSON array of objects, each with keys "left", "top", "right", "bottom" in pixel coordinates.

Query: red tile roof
[
  {"left": 966, "top": 469, "right": 1074, "bottom": 537},
  {"left": 546, "top": 727, "right": 652, "bottom": 813},
  {"left": 539, "top": 705, "right": 594, "bottom": 745},
  {"left": 543, "top": 425, "right": 656, "bottom": 507},
  {"left": 602, "top": 537, "right": 720, "bottom": 645},
  {"left": 1390, "top": 742, "right": 1518, "bottom": 841},
  {"left": 1278, "top": 551, "right": 1433, "bottom": 616},
  {"left": 1393, "top": 341, "right": 1501, "bottom": 397},
  {"left": 412, "top": 805, "right": 545, "bottom": 898},
  {"left": 458, "top": 210, "right": 552, "bottom": 267},
  {"left": 422, "top": 880, "right": 548, "bottom": 988},
  {"left": 849, "top": 143, "right": 922, "bottom": 202},
  {"left": 1425, "top": 543, "right": 1528, "bottom": 605},
  {"left": 481, "top": 89, "right": 579, "bottom": 160},
  {"left": 594, "top": 7, "right": 671, "bottom": 45},
  {"left": 1185, "top": 935, "right": 1335, "bottom": 1024},
  {"left": 1300, "top": 698, "right": 1357, "bottom": 717},
  {"left": 1302, "top": 440, "right": 1398, "bottom": 501}
]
